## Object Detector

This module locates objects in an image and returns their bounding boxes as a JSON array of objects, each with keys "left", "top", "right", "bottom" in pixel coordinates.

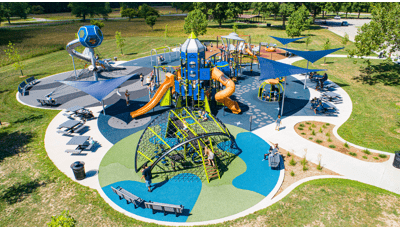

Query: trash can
[
  {"left": 393, "top": 151, "right": 400, "bottom": 169},
  {"left": 114, "top": 57, "right": 117, "bottom": 61},
  {"left": 70, "top": 161, "right": 86, "bottom": 180}
]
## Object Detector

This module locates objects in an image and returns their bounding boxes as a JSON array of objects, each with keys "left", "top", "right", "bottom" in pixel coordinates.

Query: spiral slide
[
  {"left": 245, "top": 47, "right": 257, "bottom": 58},
  {"left": 211, "top": 67, "right": 241, "bottom": 114},
  {"left": 130, "top": 73, "right": 175, "bottom": 119}
]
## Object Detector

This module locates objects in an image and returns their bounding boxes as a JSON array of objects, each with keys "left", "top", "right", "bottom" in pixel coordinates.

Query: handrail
[{"left": 151, "top": 49, "right": 157, "bottom": 67}]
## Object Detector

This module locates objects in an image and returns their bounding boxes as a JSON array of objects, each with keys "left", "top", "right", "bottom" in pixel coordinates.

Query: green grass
[{"left": 294, "top": 58, "right": 400, "bottom": 153}]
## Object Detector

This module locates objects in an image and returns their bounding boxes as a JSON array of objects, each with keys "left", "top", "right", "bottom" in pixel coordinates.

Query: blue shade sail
[
  {"left": 257, "top": 57, "right": 326, "bottom": 80},
  {"left": 269, "top": 36, "right": 306, "bottom": 45},
  {"left": 57, "top": 74, "right": 135, "bottom": 102},
  {"left": 278, "top": 47, "right": 344, "bottom": 63}
]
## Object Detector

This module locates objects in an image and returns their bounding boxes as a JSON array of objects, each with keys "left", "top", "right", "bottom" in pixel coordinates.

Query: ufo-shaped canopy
[
  {"left": 221, "top": 32, "right": 245, "bottom": 41},
  {"left": 181, "top": 32, "right": 206, "bottom": 53}
]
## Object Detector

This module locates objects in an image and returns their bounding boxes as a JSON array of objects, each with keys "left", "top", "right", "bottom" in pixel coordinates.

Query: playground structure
[
  {"left": 258, "top": 78, "right": 285, "bottom": 102},
  {"left": 66, "top": 25, "right": 117, "bottom": 81},
  {"left": 134, "top": 107, "right": 240, "bottom": 183},
  {"left": 130, "top": 32, "right": 242, "bottom": 119}
]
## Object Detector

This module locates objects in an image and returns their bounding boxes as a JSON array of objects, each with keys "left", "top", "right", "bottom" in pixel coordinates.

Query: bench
[
  {"left": 72, "top": 125, "right": 85, "bottom": 133},
  {"left": 111, "top": 186, "right": 144, "bottom": 209},
  {"left": 26, "top": 76, "right": 38, "bottom": 86},
  {"left": 37, "top": 99, "right": 58, "bottom": 107},
  {"left": 57, "top": 130, "right": 71, "bottom": 135},
  {"left": 65, "top": 149, "right": 83, "bottom": 154},
  {"left": 145, "top": 201, "right": 184, "bottom": 217},
  {"left": 18, "top": 81, "right": 29, "bottom": 96}
]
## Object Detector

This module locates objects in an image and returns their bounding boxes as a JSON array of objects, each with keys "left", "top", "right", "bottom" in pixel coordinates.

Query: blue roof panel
[
  {"left": 270, "top": 36, "right": 306, "bottom": 45},
  {"left": 278, "top": 47, "right": 344, "bottom": 63}
]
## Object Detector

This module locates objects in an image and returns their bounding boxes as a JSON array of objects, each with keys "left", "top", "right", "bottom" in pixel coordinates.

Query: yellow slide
[
  {"left": 245, "top": 47, "right": 257, "bottom": 58},
  {"left": 130, "top": 73, "right": 175, "bottom": 119},
  {"left": 211, "top": 67, "right": 241, "bottom": 114}
]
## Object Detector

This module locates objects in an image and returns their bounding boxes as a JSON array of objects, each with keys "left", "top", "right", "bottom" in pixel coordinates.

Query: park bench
[
  {"left": 72, "top": 125, "right": 86, "bottom": 133},
  {"left": 37, "top": 99, "right": 58, "bottom": 107},
  {"left": 65, "top": 148, "right": 83, "bottom": 154},
  {"left": 18, "top": 81, "right": 29, "bottom": 96},
  {"left": 144, "top": 201, "right": 184, "bottom": 217},
  {"left": 111, "top": 186, "right": 144, "bottom": 209},
  {"left": 26, "top": 76, "right": 38, "bottom": 86}
]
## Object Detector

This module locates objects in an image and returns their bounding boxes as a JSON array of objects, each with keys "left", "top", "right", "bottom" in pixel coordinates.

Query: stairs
[{"left": 205, "top": 164, "right": 219, "bottom": 179}]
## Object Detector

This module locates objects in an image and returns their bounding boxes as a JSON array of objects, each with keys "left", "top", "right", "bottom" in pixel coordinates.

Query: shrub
[
  {"left": 311, "top": 130, "right": 316, "bottom": 135},
  {"left": 363, "top": 149, "right": 371, "bottom": 155},
  {"left": 316, "top": 139, "right": 323, "bottom": 144},
  {"left": 312, "top": 123, "right": 316, "bottom": 128},
  {"left": 302, "top": 164, "right": 309, "bottom": 171},
  {"left": 349, "top": 152, "right": 357, "bottom": 156},
  {"left": 319, "top": 127, "right": 323, "bottom": 133},
  {"left": 90, "top": 19, "right": 105, "bottom": 29},
  {"left": 326, "top": 123, "right": 330, "bottom": 126},
  {"left": 287, "top": 152, "right": 291, "bottom": 157},
  {"left": 322, "top": 124, "right": 327, "bottom": 129},
  {"left": 47, "top": 210, "right": 76, "bottom": 227},
  {"left": 373, "top": 157, "right": 379, "bottom": 160},
  {"left": 344, "top": 142, "right": 350, "bottom": 148},
  {"left": 306, "top": 122, "right": 311, "bottom": 125},
  {"left": 326, "top": 132, "right": 330, "bottom": 137},
  {"left": 309, "top": 137, "right": 313, "bottom": 140},
  {"left": 301, "top": 132, "right": 306, "bottom": 135},
  {"left": 301, "top": 157, "right": 307, "bottom": 166},
  {"left": 362, "top": 156, "right": 368, "bottom": 159},
  {"left": 378, "top": 154, "right": 387, "bottom": 158},
  {"left": 317, "top": 164, "right": 322, "bottom": 170},
  {"left": 308, "top": 126, "right": 312, "bottom": 131},
  {"left": 329, "top": 145, "right": 336, "bottom": 148},
  {"left": 327, "top": 137, "right": 332, "bottom": 142},
  {"left": 299, "top": 123, "right": 305, "bottom": 127},
  {"left": 289, "top": 158, "right": 296, "bottom": 166},
  {"left": 290, "top": 171, "right": 295, "bottom": 176},
  {"left": 298, "top": 127, "right": 304, "bottom": 130}
]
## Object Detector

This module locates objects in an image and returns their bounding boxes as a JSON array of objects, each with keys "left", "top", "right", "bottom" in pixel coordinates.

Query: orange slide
[
  {"left": 130, "top": 73, "right": 175, "bottom": 119},
  {"left": 211, "top": 67, "right": 241, "bottom": 114},
  {"left": 245, "top": 47, "right": 257, "bottom": 58}
]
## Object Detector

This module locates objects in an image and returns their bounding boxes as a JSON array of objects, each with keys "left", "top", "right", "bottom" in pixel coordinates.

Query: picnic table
[
  {"left": 65, "top": 106, "right": 94, "bottom": 120},
  {"left": 313, "top": 74, "right": 324, "bottom": 80},
  {"left": 323, "top": 91, "right": 340, "bottom": 99},
  {"left": 66, "top": 105, "right": 84, "bottom": 113},
  {"left": 65, "top": 136, "right": 91, "bottom": 154},
  {"left": 57, "top": 120, "right": 85, "bottom": 135}
]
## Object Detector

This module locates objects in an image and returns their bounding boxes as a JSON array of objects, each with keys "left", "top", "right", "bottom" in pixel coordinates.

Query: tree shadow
[
  {"left": 353, "top": 61, "right": 400, "bottom": 86},
  {"left": 0, "top": 179, "right": 46, "bottom": 204},
  {"left": 13, "top": 114, "right": 44, "bottom": 124},
  {"left": 0, "top": 131, "right": 33, "bottom": 163}
]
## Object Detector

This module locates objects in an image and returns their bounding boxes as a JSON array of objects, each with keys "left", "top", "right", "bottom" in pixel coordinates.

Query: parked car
[
  {"left": 341, "top": 21, "right": 348, "bottom": 26},
  {"left": 334, "top": 15, "right": 341, "bottom": 20}
]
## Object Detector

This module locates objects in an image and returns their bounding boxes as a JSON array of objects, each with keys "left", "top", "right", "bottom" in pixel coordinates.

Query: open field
[{"left": 294, "top": 57, "right": 400, "bottom": 153}]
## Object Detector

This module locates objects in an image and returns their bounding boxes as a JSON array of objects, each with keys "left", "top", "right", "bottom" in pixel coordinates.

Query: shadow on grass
[
  {"left": 354, "top": 60, "right": 400, "bottom": 86},
  {"left": 0, "top": 130, "right": 33, "bottom": 163},
  {"left": 0, "top": 179, "right": 46, "bottom": 205},
  {"left": 13, "top": 114, "right": 44, "bottom": 124}
]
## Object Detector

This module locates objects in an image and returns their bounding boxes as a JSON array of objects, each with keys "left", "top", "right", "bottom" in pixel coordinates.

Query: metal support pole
[
  {"left": 102, "top": 100, "right": 106, "bottom": 115},
  {"left": 249, "top": 115, "right": 252, "bottom": 131},
  {"left": 71, "top": 56, "right": 77, "bottom": 78},
  {"left": 304, "top": 61, "right": 309, "bottom": 89},
  {"left": 281, "top": 78, "right": 287, "bottom": 117}
]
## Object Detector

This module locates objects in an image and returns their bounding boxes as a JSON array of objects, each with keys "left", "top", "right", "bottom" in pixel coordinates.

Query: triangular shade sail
[
  {"left": 270, "top": 36, "right": 306, "bottom": 45},
  {"left": 278, "top": 47, "right": 344, "bottom": 63},
  {"left": 257, "top": 57, "right": 326, "bottom": 80},
  {"left": 57, "top": 74, "right": 134, "bottom": 102}
]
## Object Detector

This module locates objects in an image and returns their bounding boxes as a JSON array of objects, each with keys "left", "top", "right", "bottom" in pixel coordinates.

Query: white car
[{"left": 334, "top": 15, "right": 341, "bottom": 20}]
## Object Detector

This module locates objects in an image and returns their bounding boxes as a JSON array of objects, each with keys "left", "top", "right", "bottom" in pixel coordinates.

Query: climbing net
[{"left": 134, "top": 107, "right": 241, "bottom": 182}]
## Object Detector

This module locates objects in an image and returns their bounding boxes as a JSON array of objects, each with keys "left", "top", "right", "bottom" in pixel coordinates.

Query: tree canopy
[
  {"left": 286, "top": 5, "right": 312, "bottom": 38},
  {"left": 207, "top": 3, "right": 245, "bottom": 27},
  {"left": 183, "top": 9, "right": 208, "bottom": 37},
  {"left": 1, "top": 2, "right": 30, "bottom": 24},
  {"left": 171, "top": 3, "right": 194, "bottom": 13},
  {"left": 68, "top": 2, "right": 109, "bottom": 21},
  {"left": 349, "top": 3, "right": 400, "bottom": 64},
  {"left": 146, "top": 15, "right": 157, "bottom": 30},
  {"left": 138, "top": 4, "right": 159, "bottom": 19},
  {"left": 279, "top": 3, "right": 295, "bottom": 28},
  {"left": 121, "top": 7, "right": 137, "bottom": 21}
]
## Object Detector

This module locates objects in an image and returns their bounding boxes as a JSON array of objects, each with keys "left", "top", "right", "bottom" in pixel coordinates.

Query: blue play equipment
[{"left": 77, "top": 25, "right": 104, "bottom": 48}]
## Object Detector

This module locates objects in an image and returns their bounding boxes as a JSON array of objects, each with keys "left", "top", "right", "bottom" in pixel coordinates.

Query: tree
[
  {"left": 90, "top": 19, "right": 104, "bottom": 29},
  {"left": 4, "top": 41, "right": 25, "bottom": 77},
  {"left": 1, "top": 2, "right": 30, "bottom": 24},
  {"left": 323, "top": 38, "right": 330, "bottom": 64},
  {"left": 171, "top": 3, "right": 194, "bottom": 13},
  {"left": 115, "top": 31, "right": 125, "bottom": 55},
  {"left": 121, "top": 7, "right": 137, "bottom": 21},
  {"left": 47, "top": 210, "right": 76, "bottom": 227},
  {"left": 341, "top": 33, "right": 349, "bottom": 47},
  {"left": 352, "top": 2, "right": 367, "bottom": 19},
  {"left": 68, "top": 2, "right": 109, "bottom": 21},
  {"left": 341, "top": 2, "right": 353, "bottom": 19},
  {"left": 30, "top": 5, "right": 45, "bottom": 14},
  {"left": 266, "top": 2, "right": 280, "bottom": 20},
  {"left": 304, "top": 2, "right": 323, "bottom": 23},
  {"left": 305, "top": 35, "right": 312, "bottom": 50},
  {"left": 252, "top": 2, "right": 267, "bottom": 16},
  {"left": 138, "top": 4, "right": 159, "bottom": 19},
  {"left": 325, "top": 2, "right": 342, "bottom": 16},
  {"left": 146, "top": 16, "right": 157, "bottom": 30},
  {"left": 207, "top": 3, "right": 244, "bottom": 28},
  {"left": 286, "top": 5, "right": 312, "bottom": 38},
  {"left": 233, "top": 22, "right": 238, "bottom": 33},
  {"left": 349, "top": 3, "right": 400, "bottom": 64},
  {"left": 183, "top": 9, "right": 208, "bottom": 37},
  {"left": 193, "top": 3, "right": 214, "bottom": 19},
  {"left": 120, "top": 2, "right": 140, "bottom": 10},
  {"left": 279, "top": 3, "right": 295, "bottom": 29}
]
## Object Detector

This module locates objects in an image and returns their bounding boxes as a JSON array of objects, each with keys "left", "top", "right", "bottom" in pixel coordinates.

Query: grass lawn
[
  {"left": 0, "top": 14, "right": 398, "bottom": 226},
  {"left": 293, "top": 57, "right": 400, "bottom": 153}
]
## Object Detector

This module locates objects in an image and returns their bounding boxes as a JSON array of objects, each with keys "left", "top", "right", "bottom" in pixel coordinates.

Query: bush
[
  {"left": 309, "top": 137, "right": 313, "bottom": 140},
  {"left": 312, "top": 123, "right": 316, "bottom": 128},
  {"left": 90, "top": 19, "right": 105, "bottom": 29},
  {"left": 289, "top": 158, "right": 296, "bottom": 166},
  {"left": 316, "top": 139, "right": 323, "bottom": 144},
  {"left": 363, "top": 149, "right": 371, "bottom": 155},
  {"left": 349, "top": 152, "right": 357, "bottom": 156},
  {"left": 362, "top": 156, "right": 368, "bottom": 159},
  {"left": 306, "top": 122, "right": 311, "bottom": 125},
  {"left": 47, "top": 210, "right": 76, "bottom": 227},
  {"left": 326, "top": 132, "right": 330, "bottom": 137},
  {"left": 287, "top": 152, "right": 291, "bottom": 157},
  {"left": 31, "top": 5, "right": 45, "bottom": 14},
  {"left": 319, "top": 127, "right": 323, "bottom": 133},
  {"left": 373, "top": 157, "right": 379, "bottom": 160},
  {"left": 344, "top": 142, "right": 350, "bottom": 148},
  {"left": 311, "top": 130, "right": 316, "bottom": 135},
  {"left": 329, "top": 145, "right": 336, "bottom": 148},
  {"left": 322, "top": 124, "right": 327, "bottom": 129},
  {"left": 327, "top": 137, "right": 332, "bottom": 142},
  {"left": 326, "top": 123, "right": 330, "bottom": 126},
  {"left": 308, "top": 126, "right": 312, "bottom": 131},
  {"left": 378, "top": 154, "right": 387, "bottom": 158},
  {"left": 317, "top": 164, "right": 322, "bottom": 170},
  {"left": 301, "top": 132, "right": 306, "bottom": 135},
  {"left": 299, "top": 123, "right": 305, "bottom": 127},
  {"left": 302, "top": 164, "right": 308, "bottom": 171},
  {"left": 290, "top": 171, "right": 295, "bottom": 176},
  {"left": 298, "top": 127, "right": 304, "bottom": 130}
]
